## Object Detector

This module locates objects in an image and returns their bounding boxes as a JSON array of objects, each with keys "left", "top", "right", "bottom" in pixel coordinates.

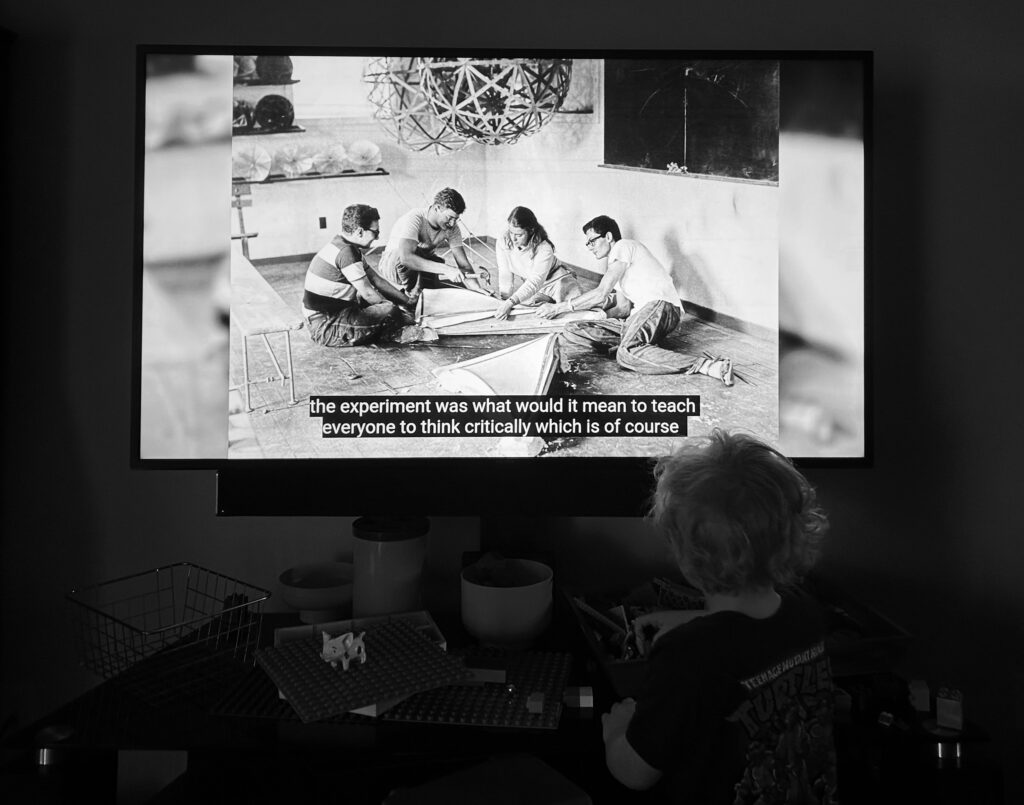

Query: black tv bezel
[{"left": 130, "top": 46, "right": 873, "bottom": 515}]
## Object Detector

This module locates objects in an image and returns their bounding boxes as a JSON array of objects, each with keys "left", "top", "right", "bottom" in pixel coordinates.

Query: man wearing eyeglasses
[
  {"left": 538, "top": 215, "right": 733, "bottom": 382},
  {"left": 302, "top": 204, "right": 415, "bottom": 347},
  {"left": 376, "top": 187, "right": 485, "bottom": 295}
]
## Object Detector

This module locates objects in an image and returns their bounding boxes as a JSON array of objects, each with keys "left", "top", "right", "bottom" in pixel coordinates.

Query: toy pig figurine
[{"left": 321, "top": 631, "right": 367, "bottom": 671}]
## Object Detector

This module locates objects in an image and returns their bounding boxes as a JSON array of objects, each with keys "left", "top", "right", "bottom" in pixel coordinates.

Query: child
[{"left": 602, "top": 429, "right": 838, "bottom": 804}]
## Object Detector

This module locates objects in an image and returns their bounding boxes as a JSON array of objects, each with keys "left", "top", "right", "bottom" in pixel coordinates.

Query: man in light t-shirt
[
  {"left": 539, "top": 215, "right": 733, "bottom": 381},
  {"left": 376, "top": 187, "right": 484, "bottom": 295}
]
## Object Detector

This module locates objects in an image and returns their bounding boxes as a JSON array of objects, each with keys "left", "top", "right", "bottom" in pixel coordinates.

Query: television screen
[{"left": 134, "top": 48, "right": 869, "bottom": 512}]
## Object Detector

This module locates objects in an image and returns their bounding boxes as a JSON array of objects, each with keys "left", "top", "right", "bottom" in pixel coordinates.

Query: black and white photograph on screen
[{"left": 206, "top": 53, "right": 786, "bottom": 460}]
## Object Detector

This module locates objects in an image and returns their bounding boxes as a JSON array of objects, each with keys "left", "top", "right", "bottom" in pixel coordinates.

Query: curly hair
[
  {"left": 503, "top": 205, "right": 554, "bottom": 257},
  {"left": 649, "top": 429, "right": 828, "bottom": 595},
  {"left": 340, "top": 204, "right": 379, "bottom": 234},
  {"left": 432, "top": 187, "right": 466, "bottom": 215}
]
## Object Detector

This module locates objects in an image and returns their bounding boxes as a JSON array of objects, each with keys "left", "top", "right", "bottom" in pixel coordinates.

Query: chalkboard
[{"left": 604, "top": 59, "right": 779, "bottom": 183}]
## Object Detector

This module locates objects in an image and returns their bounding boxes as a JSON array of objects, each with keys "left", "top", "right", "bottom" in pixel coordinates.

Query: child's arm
[
  {"left": 602, "top": 698, "right": 662, "bottom": 790},
  {"left": 632, "top": 609, "right": 707, "bottom": 656}
]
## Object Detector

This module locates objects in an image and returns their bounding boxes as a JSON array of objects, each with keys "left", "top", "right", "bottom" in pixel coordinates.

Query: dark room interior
[{"left": 2, "top": 2, "right": 1022, "bottom": 803}]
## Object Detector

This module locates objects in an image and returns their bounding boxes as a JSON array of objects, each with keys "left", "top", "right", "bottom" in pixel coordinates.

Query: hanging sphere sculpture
[
  {"left": 419, "top": 58, "right": 573, "bottom": 146},
  {"left": 363, "top": 56, "right": 471, "bottom": 155}
]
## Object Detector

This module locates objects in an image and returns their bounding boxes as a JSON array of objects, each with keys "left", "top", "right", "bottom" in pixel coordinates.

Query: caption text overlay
[{"left": 309, "top": 395, "right": 700, "bottom": 438}]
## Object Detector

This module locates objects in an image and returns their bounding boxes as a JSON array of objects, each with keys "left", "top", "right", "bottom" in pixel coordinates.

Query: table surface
[
  {"left": 3, "top": 600, "right": 1004, "bottom": 805},
  {"left": 1, "top": 603, "right": 647, "bottom": 803}
]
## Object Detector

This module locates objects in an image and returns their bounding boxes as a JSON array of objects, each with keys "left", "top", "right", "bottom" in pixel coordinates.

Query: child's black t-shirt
[{"left": 626, "top": 592, "right": 839, "bottom": 804}]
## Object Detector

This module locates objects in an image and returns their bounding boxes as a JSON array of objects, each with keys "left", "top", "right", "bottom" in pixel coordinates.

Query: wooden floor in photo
[{"left": 228, "top": 252, "right": 779, "bottom": 459}]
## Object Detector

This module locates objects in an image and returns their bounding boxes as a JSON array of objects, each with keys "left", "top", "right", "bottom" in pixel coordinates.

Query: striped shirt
[{"left": 302, "top": 237, "right": 367, "bottom": 317}]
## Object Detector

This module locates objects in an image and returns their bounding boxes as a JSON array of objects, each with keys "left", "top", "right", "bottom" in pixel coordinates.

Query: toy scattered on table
[
  {"left": 219, "top": 647, "right": 571, "bottom": 730},
  {"left": 563, "top": 686, "right": 594, "bottom": 709},
  {"left": 569, "top": 577, "right": 707, "bottom": 661},
  {"left": 572, "top": 596, "right": 627, "bottom": 636},
  {"left": 321, "top": 630, "right": 367, "bottom": 671},
  {"left": 256, "top": 618, "right": 469, "bottom": 722}
]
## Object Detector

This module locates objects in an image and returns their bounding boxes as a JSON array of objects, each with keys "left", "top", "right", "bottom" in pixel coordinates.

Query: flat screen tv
[{"left": 133, "top": 48, "right": 870, "bottom": 515}]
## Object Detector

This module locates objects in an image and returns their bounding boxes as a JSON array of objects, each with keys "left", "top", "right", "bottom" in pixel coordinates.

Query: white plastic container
[
  {"left": 461, "top": 558, "right": 553, "bottom": 649},
  {"left": 352, "top": 517, "right": 429, "bottom": 618}
]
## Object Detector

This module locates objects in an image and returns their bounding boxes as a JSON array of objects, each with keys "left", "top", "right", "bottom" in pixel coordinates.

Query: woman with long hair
[{"left": 493, "top": 206, "right": 580, "bottom": 319}]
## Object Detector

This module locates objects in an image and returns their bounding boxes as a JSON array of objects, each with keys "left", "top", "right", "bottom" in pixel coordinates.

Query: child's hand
[
  {"left": 601, "top": 697, "right": 637, "bottom": 742},
  {"left": 632, "top": 609, "right": 707, "bottom": 655}
]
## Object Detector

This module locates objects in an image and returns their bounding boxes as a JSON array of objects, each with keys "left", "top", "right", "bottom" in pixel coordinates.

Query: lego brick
[{"left": 563, "top": 686, "right": 594, "bottom": 708}]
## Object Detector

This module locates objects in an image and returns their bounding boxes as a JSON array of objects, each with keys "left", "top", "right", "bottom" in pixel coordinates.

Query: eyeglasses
[
  {"left": 440, "top": 211, "right": 461, "bottom": 225},
  {"left": 584, "top": 234, "right": 604, "bottom": 248},
  {"left": 363, "top": 227, "right": 380, "bottom": 238}
]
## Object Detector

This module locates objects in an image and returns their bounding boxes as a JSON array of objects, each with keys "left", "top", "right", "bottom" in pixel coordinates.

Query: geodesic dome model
[
  {"left": 419, "top": 58, "right": 572, "bottom": 146},
  {"left": 363, "top": 56, "right": 472, "bottom": 154}
]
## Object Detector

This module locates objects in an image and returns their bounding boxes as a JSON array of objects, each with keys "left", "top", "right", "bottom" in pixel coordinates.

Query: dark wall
[{"left": 2, "top": 0, "right": 1022, "bottom": 798}]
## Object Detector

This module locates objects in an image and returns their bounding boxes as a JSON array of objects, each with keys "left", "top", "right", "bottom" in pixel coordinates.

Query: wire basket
[{"left": 67, "top": 562, "right": 271, "bottom": 706}]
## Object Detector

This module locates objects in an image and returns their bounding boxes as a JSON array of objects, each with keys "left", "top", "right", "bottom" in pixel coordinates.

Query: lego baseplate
[
  {"left": 385, "top": 649, "right": 572, "bottom": 730},
  {"left": 255, "top": 618, "right": 469, "bottom": 722},
  {"left": 215, "top": 648, "right": 572, "bottom": 730}
]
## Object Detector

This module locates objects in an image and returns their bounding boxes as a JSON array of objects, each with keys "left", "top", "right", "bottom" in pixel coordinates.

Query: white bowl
[
  {"left": 461, "top": 558, "right": 553, "bottom": 649},
  {"left": 278, "top": 562, "right": 354, "bottom": 624}
]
